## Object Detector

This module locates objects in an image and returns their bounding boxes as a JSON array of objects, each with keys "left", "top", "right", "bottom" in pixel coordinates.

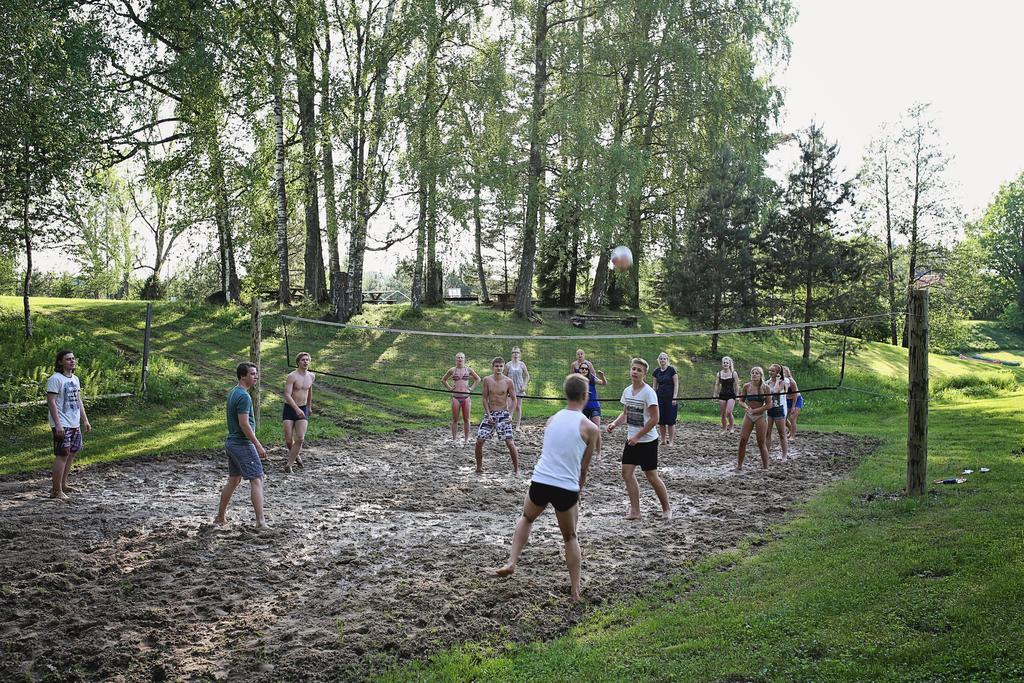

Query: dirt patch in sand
[{"left": 0, "top": 423, "right": 877, "bottom": 681}]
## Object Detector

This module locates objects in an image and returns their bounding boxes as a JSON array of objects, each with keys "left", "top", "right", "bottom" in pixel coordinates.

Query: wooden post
[
  {"left": 141, "top": 302, "right": 153, "bottom": 395},
  {"left": 250, "top": 298, "right": 262, "bottom": 429},
  {"left": 906, "top": 287, "right": 929, "bottom": 495}
]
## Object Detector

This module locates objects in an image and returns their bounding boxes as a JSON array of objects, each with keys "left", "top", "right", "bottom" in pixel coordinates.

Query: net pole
[
  {"left": 141, "top": 302, "right": 153, "bottom": 395},
  {"left": 283, "top": 315, "right": 291, "bottom": 367},
  {"left": 907, "top": 288, "right": 929, "bottom": 495},
  {"left": 837, "top": 336, "right": 848, "bottom": 388}
]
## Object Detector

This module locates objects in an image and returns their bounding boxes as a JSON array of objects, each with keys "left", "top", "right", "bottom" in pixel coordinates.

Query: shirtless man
[
  {"left": 283, "top": 352, "right": 315, "bottom": 472},
  {"left": 475, "top": 357, "right": 520, "bottom": 475}
]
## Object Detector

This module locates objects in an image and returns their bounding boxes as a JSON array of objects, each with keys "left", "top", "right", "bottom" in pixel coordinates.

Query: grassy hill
[{"left": 3, "top": 296, "right": 1024, "bottom": 680}]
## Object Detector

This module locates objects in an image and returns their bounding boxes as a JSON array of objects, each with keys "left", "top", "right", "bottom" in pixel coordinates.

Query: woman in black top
[
  {"left": 652, "top": 352, "right": 679, "bottom": 446},
  {"left": 713, "top": 356, "right": 740, "bottom": 434}
]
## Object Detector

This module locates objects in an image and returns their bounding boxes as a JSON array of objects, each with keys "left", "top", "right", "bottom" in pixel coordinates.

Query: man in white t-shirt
[
  {"left": 607, "top": 357, "right": 672, "bottom": 520},
  {"left": 495, "top": 373, "right": 600, "bottom": 600},
  {"left": 46, "top": 349, "right": 91, "bottom": 501}
]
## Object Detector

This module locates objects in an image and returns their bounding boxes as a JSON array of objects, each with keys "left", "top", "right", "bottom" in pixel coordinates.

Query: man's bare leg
[
  {"left": 621, "top": 464, "right": 641, "bottom": 519},
  {"left": 214, "top": 475, "right": 242, "bottom": 524},
  {"left": 554, "top": 506, "right": 582, "bottom": 600},
  {"left": 50, "top": 456, "right": 69, "bottom": 501},
  {"left": 60, "top": 451, "right": 77, "bottom": 492},
  {"left": 505, "top": 439, "right": 520, "bottom": 475},
  {"left": 250, "top": 477, "right": 267, "bottom": 527},
  {"left": 461, "top": 401, "right": 471, "bottom": 445},
  {"left": 283, "top": 419, "right": 294, "bottom": 456},
  {"left": 496, "top": 498, "right": 544, "bottom": 576},
  {"left": 474, "top": 440, "right": 485, "bottom": 473},
  {"left": 644, "top": 470, "right": 672, "bottom": 519},
  {"left": 286, "top": 419, "right": 308, "bottom": 470}
]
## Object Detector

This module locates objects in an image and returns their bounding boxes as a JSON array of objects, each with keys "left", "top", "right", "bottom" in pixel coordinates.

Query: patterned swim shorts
[
  {"left": 477, "top": 410, "right": 514, "bottom": 441},
  {"left": 52, "top": 427, "right": 83, "bottom": 457}
]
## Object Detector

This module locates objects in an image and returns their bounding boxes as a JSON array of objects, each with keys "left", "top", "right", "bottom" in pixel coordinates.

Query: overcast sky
[{"left": 770, "top": 0, "right": 1024, "bottom": 217}]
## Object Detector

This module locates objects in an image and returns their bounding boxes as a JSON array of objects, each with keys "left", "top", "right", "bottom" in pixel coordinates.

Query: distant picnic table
[
  {"left": 362, "top": 290, "right": 409, "bottom": 304},
  {"left": 570, "top": 312, "right": 638, "bottom": 328}
]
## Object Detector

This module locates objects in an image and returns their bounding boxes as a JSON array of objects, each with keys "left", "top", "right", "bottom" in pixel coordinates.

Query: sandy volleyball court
[{"left": 0, "top": 422, "right": 877, "bottom": 681}]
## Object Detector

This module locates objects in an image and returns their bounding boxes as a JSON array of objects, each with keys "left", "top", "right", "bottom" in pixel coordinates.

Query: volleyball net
[{"left": 274, "top": 313, "right": 906, "bottom": 404}]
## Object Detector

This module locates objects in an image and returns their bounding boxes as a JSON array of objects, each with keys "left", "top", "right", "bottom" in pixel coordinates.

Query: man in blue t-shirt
[{"left": 215, "top": 362, "right": 268, "bottom": 528}]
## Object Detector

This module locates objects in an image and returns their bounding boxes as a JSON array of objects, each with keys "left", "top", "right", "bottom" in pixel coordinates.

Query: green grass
[
  {"left": 384, "top": 387, "right": 1024, "bottom": 682},
  {"left": 4, "top": 296, "right": 1024, "bottom": 680}
]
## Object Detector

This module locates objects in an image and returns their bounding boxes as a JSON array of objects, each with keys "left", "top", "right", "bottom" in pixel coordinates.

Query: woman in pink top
[{"left": 442, "top": 352, "right": 481, "bottom": 446}]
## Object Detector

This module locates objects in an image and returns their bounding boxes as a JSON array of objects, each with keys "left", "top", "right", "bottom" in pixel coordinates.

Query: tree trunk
[
  {"left": 347, "top": 0, "right": 397, "bottom": 318},
  {"left": 273, "top": 15, "right": 290, "bottom": 306},
  {"left": 883, "top": 150, "right": 896, "bottom": 345},
  {"left": 514, "top": 0, "right": 549, "bottom": 319},
  {"left": 625, "top": 62, "right": 661, "bottom": 309},
  {"left": 320, "top": 0, "right": 342, "bottom": 299},
  {"left": 903, "top": 151, "right": 922, "bottom": 349},
  {"left": 425, "top": 169, "right": 442, "bottom": 305},
  {"left": 411, "top": 165, "right": 427, "bottom": 311},
  {"left": 588, "top": 57, "right": 635, "bottom": 311},
  {"left": 21, "top": 164, "right": 32, "bottom": 339},
  {"left": 297, "top": 9, "right": 327, "bottom": 304},
  {"left": 210, "top": 139, "right": 239, "bottom": 304},
  {"left": 472, "top": 182, "right": 489, "bottom": 304}
]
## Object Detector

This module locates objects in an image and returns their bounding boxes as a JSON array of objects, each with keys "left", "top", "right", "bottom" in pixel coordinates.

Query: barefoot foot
[
  {"left": 624, "top": 511, "right": 641, "bottom": 520},
  {"left": 49, "top": 492, "right": 70, "bottom": 502},
  {"left": 496, "top": 564, "right": 515, "bottom": 577}
]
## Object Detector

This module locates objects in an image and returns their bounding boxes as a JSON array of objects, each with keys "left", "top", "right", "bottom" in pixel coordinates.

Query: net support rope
[{"left": 279, "top": 314, "right": 881, "bottom": 402}]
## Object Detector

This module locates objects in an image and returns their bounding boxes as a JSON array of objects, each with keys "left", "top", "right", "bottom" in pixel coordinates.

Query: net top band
[{"left": 281, "top": 312, "right": 902, "bottom": 341}]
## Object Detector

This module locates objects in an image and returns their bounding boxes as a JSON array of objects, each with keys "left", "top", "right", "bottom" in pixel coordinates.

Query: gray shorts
[{"left": 225, "top": 440, "right": 264, "bottom": 480}]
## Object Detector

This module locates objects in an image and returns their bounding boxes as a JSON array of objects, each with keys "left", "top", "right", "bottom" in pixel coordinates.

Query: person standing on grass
[
  {"left": 215, "top": 362, "right": 268, "bottom": 528},
  {"left": 652, "top": 352, "right": 679, "bottom": 446},
  {"left": 442, "top": 352, "right": 480, "bottom": 446},
  {"left": 503, "top": 346, "right": 531, "bottom": 431},
  {"left": 475, "top": 357, "right": 520, "bottom": 474},
  {"left": 283, "top": 351, "right": 315, "bottom": 473},
  {"left": 736, "top": 366, "right": 770, "bottom": 470},
  {"left": 46, "top": 349, "right": 91, "bottom": 502},
  {"left": 495, "top": 373, "right": 600, "bottom": 601},
  {"left": 607, "top": 358, "right": 672, "bottom": 520}
]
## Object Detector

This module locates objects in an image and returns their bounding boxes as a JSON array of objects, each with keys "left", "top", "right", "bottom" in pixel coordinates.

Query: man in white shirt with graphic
[
  {"left": 607, "top": 357, "right": 672, "bottom": 520},
  {"left": 495, "top": 373, "right": 600, "bottom": 601},
  {"left": 46, "top": 349, "right": 91, "bottom": 501}
]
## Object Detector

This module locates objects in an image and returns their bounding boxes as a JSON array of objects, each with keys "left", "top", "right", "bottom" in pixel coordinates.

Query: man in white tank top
[{"left": 495, "top": 373, "right": 600, "bottom": 601}]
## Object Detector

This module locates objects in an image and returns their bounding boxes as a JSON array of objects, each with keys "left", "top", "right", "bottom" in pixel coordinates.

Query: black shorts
[
  {"left": 622, "top": 439, "right": 659, "bottom": 471},
  {"left": 583, "top": 405, "right": 601, "bottom": 419},
  {"left": 282, "top": 403, "right": 310, "bottom": 421},
  {"left": 528, "top": 481, "right": 579, "bottom": 512}
]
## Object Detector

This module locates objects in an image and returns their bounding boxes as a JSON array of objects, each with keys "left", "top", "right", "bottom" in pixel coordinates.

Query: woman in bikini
[
  {"left": 736, "top": 366, "right": 770, "bottom": 470},
  {"left": 442, "top": 352, "right": 481, "bottom": 445},
  {"left": 782, "top": 366, "right": 803, "bottom": 440},
  {"left": 713, "top": 356, "right": 740, "bottom": 434},
  {"left": 504, "top": 346, "right": 531, "bottom": 431},
  {"left": 763, "top": 364, "right": 790, "bottom": 461}
]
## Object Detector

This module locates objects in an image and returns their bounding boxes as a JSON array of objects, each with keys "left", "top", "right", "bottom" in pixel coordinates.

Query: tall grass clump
[{"left": 932, "top": 371, "right": 1018, "bottom": 399}]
